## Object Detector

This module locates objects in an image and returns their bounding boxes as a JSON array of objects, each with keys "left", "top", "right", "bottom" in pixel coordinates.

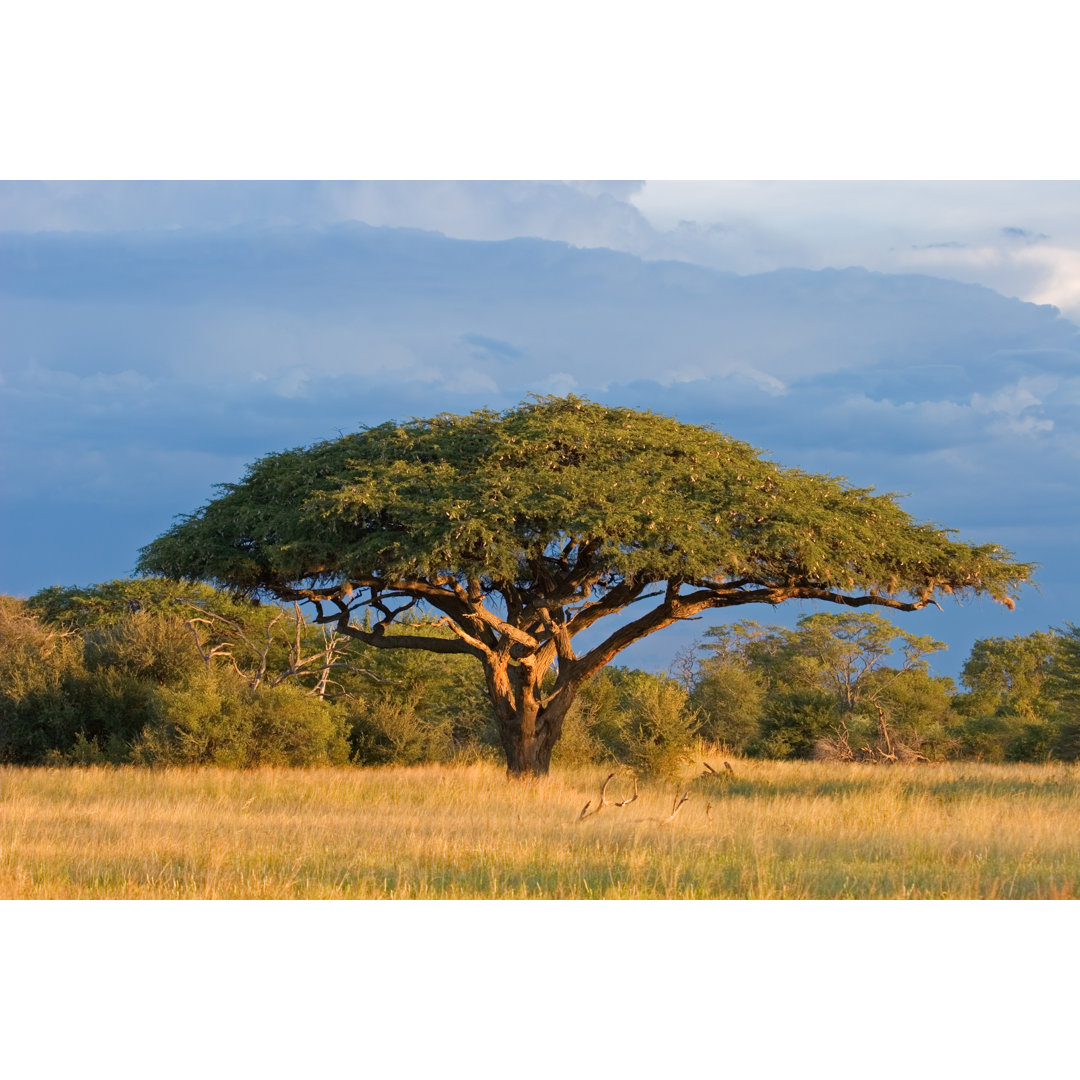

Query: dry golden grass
[{"left": 2, "top": 759, "right": 1079, "bottom": 898}]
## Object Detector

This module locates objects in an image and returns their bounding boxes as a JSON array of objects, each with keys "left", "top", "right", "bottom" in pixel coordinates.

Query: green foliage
[
  {"left": 1048, "top": 624, "right": 1080, "bottom": 716},
  {"left": 1049, "top": 629, "right": 1080, "bottom": 761},
  {"left": 867, "top": 666, "right": 956, "bottom": 759},
  {"left": 689, "top": 657, "right": 767, "bottom": 752},
  {"left": 83, "top": 612, "right": 204, "bottom": 686},
  {"left": 957, "top": 631, "right": 1060, "bottom": 722},
  {"left": 133, "top": 668, "right": 349, "bottom": 767},
  {"left": 348, "top": 689, "right": 456, "bottom": 766},
  {"left": 950, "top": 631, "right": 1066, "bottom": 760},
  {"left": 28, "top": 578, "right": 251, "bottom": 628},
  {"left": 0, "top": 597, "right": 85, "bottom": 763},
  {"left": 7, "top": 568, "right": 1078, "bottom": 769},
  {"left": 64, "top": 667, "right": 162, "bottom": 761},
  {"left": 139, "top": 396, "right": 1031, "bottom": 609},
  {"left": 7, "top": 582, "right": 363, "bottom": 766},
  {"left": 948, "top": 713, "right": 1024, "bottom": 763},
  {"left": 30, "top": 579, "right": 322, "bottom": 693},
  {"left": 0, "top": 597, "right": 167, "bottom": 765},
  {"left": 559, "top": 668, "right": 700, "bottom": 780},
  {"left": 550, "top": 672, "right": 619, "bottom": 768},
  {"left": 334, "top": 615, "right": 497, "bottom": 763},
  {"left": 786, "top": 612, "right": 946, "bottom": 713},
  {"left": 749, "top": 690, "right": 840, "bottom": 760},
  {"left": 694, "top": 613, "right": 949, "bottom": 760}
]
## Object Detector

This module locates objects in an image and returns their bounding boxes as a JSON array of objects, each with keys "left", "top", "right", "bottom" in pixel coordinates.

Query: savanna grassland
[{"left": 2, "top": 759, "right": 1079, "bottom": 899}]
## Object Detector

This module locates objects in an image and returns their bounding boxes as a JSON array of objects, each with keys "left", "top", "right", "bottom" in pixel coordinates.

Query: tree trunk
[
  {"left": 499, "top": 714, "right": 554, "bottom": 776},
  {"left": 485, "top": 659, "right": 575, "bottom": 777}
]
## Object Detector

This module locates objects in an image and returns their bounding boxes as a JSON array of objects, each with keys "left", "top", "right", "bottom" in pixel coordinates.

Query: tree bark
[{"left": 485, "top": 658, "right": 576, "bottom": 777}]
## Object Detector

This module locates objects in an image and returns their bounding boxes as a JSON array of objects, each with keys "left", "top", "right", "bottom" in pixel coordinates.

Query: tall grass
[{"left": 2, "top": 759, "right": 1079, "bottom": 898}]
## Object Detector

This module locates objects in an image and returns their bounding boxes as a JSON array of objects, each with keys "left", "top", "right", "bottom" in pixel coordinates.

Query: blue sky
[{"left": 2, "top": 180, "right": 1078, "bottom": 679}]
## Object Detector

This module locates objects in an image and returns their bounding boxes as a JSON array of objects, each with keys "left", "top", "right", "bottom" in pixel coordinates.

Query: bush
[
  {"left": 1052, "top": 718, "right": 1080, "bottom": 762},
  {"left": 1005, "top": 720, "right": 1057, "bottom": 763},
  {"left": 565, "top": 669, "right": 700, "bottom": 781},
  {"left": 748, "top": 690, "right": 839, "bottom": 760},
  {"left": 348, "top": 688, "right": 455, "bottom": 766},
  {"left": 551, "top": 672, "right": 619, "bottom": 768},
  {"left": 0, "top": 597, "right": 86, "bottom": 763},
  {"left": 133, "top": 668, "right": 349, "bottom": 766},
  {"left": 83, "top": 612, "right": 203, "bottom": 686},
  {"left": 335, "top": 619, "right": 499, "bottom": 760},
  {"left": 947, "top": 712, "right": 1018, "bottom": 762},
  {"left": 64, "top": 666, "right": 162, "bottom": 762}
]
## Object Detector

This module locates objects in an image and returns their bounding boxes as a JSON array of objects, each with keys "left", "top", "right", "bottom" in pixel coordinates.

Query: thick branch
[
  {"left": 467, "top": 602, "right": 541, "bottom": 651},
  {"left": 783, "top": 587, "right": 930, "bottom": 613},
  {"left": 563, "top": 581, "right": 931, "bottom": 689},
  {"left": 562, "top": 579, "right": 651, "bottom": 637},
  {"left": 336, "top": 622, "right": 485, "bottom": 660}
]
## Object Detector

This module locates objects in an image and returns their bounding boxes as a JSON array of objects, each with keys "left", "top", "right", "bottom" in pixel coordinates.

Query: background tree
[
  {"left": 689, "top": 660, "right": 766, "bottom": 753},
  {"left": 955, "top": 632, "right": 1060, "bottom": 722},
  {"left": 1048, "top": 624, "right": 1080, "bottom": 759},
  {"left": 682, "top": 627, "right": 776, "bottom": 753},
  {"left": 690, "top": 613, "right": 952, "bottom": 760},
  {"left": 951, "top": 631, "right": 1064, "bottom": 761},
  {"left": 138, "top": 396, "right": 1032, "bottom": 776}
]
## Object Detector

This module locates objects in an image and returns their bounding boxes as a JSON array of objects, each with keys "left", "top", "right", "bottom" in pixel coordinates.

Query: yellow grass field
[{"left": 2, "top": 759, "right": 1079, "bottom": 898}]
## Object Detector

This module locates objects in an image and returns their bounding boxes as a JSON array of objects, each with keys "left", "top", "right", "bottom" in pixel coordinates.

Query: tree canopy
[{"left": 138, "top": 395, "right": 1033, "bottom": 774}]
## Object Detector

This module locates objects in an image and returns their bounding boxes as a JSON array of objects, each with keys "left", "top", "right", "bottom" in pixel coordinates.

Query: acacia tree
[{"left": 137, "top": 396, "right": 1032, "bottom": 776}]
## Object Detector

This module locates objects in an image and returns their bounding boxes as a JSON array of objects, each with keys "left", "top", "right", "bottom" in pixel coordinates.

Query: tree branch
[{"left": 337, "top": 623, "right": 486, "bottom": 659}]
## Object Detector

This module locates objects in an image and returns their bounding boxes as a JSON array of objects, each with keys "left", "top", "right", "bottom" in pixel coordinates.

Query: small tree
[
  {"left": 1048, "top": 625, "right": 1080, "bottom": 759},
  {"left": 138, "top": 396, "right": 1031, "bottom": 776}
]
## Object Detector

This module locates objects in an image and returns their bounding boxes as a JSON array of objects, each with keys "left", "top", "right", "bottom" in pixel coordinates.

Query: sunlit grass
[{"left": 2, "top": 759, "right": 1079, "bottom": 898}]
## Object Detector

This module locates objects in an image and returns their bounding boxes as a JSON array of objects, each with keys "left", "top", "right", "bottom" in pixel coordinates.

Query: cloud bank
[
  {"left": 2, "top": 220, "right": 1077, "bottom": 675},
  {"left": 4, "top": 180, "right": 1079, "bottom": 321}
]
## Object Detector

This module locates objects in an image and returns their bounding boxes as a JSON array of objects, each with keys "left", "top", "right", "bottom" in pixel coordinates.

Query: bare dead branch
[
  {"left": 659, "top": 792, "right": 691, "bottom": 825},
  {"left": 577, "top": 773, "right": 639, "bottom": 821},
  {"left": 702, "top": 760, "right": 735, "bottom": 779}
]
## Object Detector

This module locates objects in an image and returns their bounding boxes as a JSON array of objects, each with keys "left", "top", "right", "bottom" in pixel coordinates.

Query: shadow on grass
[{"left": 692, "top": 769, "right": 1080, "bottom": 803}]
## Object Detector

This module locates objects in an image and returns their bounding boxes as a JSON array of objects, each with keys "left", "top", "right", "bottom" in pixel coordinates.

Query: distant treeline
[{"left": 2, "top": 579, "right": 1078, "bottom": 774}]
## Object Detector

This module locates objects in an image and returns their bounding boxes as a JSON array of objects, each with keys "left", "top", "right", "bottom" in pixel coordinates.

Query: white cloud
[
  {"left": 629, "top": 182, "right": 1080, "bottom": 321},
  {"left": 1016, "top": 244, "right": 1080, "bottom": 317},
  {"left": 533, "top": 372, "right": 577, "bottom": 395},
  {"left": 728, "top": 366, "right": 787, "bottom": 396}
]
